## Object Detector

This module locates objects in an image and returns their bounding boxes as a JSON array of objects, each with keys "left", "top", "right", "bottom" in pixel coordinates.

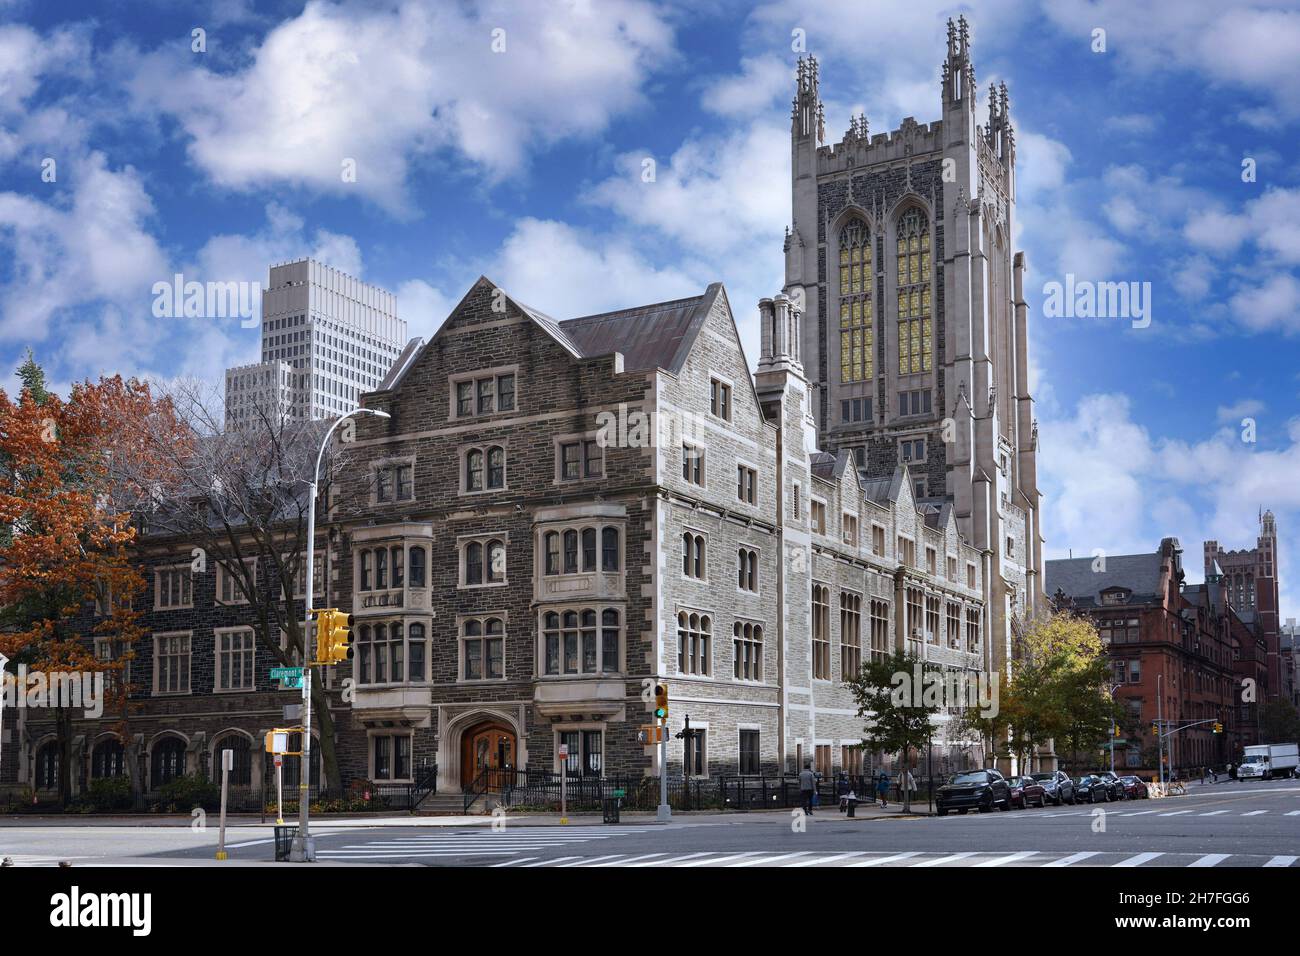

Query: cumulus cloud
[
  {"left": 701, "top": 55, "right": 791, "bottom": 117},
  {"left": 125, "top": 0, "right": 675, "bottom": 211}
]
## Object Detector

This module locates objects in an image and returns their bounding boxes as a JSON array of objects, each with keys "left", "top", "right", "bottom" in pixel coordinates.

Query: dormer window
[{"left": 1101, "top": 588, "right": 1131, "bottom": 606}]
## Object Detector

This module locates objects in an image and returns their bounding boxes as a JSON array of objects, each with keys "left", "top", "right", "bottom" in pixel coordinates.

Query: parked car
[
  {"left": 1008, "top": 775, "right": 1047, "bottom": 809},
  {"left": 935, "top": 769, "right": 1012, "bottom": 815},
  {"left": 1073, "top": 774, "right": 1112, "bottom": 803},
  {"left": 1030, "top": 770, "right": 1076, "bottom": 806},
  {"left": 1119, "top": 775, "right": 1149, "bottom": 799},
  {"left": 1090, "top": 771, "right": 1127, "bottom": 800}
]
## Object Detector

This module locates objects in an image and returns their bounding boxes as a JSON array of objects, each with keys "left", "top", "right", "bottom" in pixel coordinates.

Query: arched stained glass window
[
  {"left": 839, "top": 220, "right": 873, "bottom": 384},
  {"left": 896, "top": 208, "right": 932, "bottom": 374}
]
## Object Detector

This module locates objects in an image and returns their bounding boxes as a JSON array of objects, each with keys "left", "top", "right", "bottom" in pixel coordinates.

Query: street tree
[{"left": 845, "top": 650, "right": 941, "bottom": 811}]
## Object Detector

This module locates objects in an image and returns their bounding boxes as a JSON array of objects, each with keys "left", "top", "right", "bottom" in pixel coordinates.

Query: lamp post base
[
  {"left": 289, "top": 835, "right": 316, "bottom": 862},
  {"left": 656, "top": 804, "right": 672, "bottom": 823}
]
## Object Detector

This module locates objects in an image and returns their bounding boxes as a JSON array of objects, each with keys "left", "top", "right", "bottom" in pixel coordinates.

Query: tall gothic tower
[{"left": 783, "top": 17, "right": 1044, "bottom": 678}]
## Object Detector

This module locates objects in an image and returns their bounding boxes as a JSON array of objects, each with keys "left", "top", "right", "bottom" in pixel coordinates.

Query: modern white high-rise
[{"left": 225, "top": 259, "right": 409, "bottom": 428}]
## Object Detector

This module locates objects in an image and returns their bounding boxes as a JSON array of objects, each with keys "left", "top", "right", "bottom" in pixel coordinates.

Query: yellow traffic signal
[
  {"left": 1151, "top": 722, "right": 1158, "bottom": 736},
  {"left": 314, "top": 609, "right": 355, "bottom": 664},
  {"left": 1213, "top": 722, "right": 1223, "bottom": 734},
  {"left": 654, "top": 683, "right": 668, "bottom": 721},
  {"left": 1114, "top": 724, "right": 1122, "bottom": 737}
]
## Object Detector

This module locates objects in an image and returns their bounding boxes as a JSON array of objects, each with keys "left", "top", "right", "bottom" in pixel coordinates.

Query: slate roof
[
  {"left": 1045, "top": 551, "right": 1165, "bottom": 606},
  {"left": 378, "top": 337, "right": 426, "bottom": 391},
  {"left": 558, "top": 285, "right": 721, "bottom": 374}
]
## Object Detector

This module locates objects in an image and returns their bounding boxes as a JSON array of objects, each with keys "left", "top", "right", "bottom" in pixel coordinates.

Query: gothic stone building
[
  {"left": 784, "top": 17, "right": 1044, "bottom": 683},
  {"left": 332, "top": 274, "right": 988, "bottom": 792}
]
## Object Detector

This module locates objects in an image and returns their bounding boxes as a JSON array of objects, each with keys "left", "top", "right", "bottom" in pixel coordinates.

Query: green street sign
[{"left": 271, "top": 666, "right": 304, "bottom": 689}]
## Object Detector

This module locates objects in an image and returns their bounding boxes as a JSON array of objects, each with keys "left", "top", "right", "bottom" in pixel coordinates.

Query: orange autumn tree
[{"left": 0, "top": 365, "right": 181, "bottom": 806}]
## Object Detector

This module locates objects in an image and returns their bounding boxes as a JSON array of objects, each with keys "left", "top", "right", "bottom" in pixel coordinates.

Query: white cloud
[
  {"left": 1216, "top": 399, "right": 1265, "bottom": 423},
  {"left": 1042, "top": 393, "right": 1300, "bottom": 618},
  {"left": 394, "top": 278, "right": 456, "bottom": 342},
  {"left": 1229, "top": 272, "right": 1300, "bottom": 334},
  {"left": 701, "top": 55, "right": 791, "bottom": 117},
  {"left": 1039, "top": 1, "right": 1300, "bottom": 118},
  {"left": 126, "top": 0, "right": 675, "bottom": 210},
  {"left": 0, "top": 151, "right": 167, "bottom": 339}
]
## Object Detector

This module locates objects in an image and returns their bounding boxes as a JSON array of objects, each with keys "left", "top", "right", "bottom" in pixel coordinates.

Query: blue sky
[{"left": 1, "top": 0, "right": 1298, "bottom": 613}]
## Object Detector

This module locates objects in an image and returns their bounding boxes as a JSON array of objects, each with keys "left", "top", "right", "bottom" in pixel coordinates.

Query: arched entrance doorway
[{"left": 460, "top": 721, "right": 516, "bottom": 790}]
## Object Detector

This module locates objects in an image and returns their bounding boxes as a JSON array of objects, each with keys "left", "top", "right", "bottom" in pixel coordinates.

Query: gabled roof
[
  {"left": 558, "top": 284, "right": 722, "bottom": 374},
  {"left": 378, "top": 336, "right": 426, "bottom": 391},
  {"left": 1046, "top": 551, "right": 1165, "bottom": 606}
]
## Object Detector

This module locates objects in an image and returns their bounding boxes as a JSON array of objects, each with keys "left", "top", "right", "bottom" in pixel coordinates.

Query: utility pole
[
  {"left": 0, "top": 652, "right": 8, "bottom": 791},
  {"left": 654, "top": 683, "right": 671, "bottom": 822},
  {"left": 290, "top": 406, "right": 390, "bottom": 863}
]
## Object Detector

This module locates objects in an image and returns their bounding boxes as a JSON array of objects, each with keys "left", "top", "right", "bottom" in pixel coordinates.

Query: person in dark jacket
[
  {"left": 876, "top": 769, "right": 890, "bottom": 809},
  {"left": 799, "top": 763, "right": 816, "bottom": 815}
]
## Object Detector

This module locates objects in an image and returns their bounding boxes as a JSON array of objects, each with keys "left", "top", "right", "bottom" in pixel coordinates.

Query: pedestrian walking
[
  {"left": 876, "top": 769, "right": 890, "bottom": 809},
  {"left": 1229, "top": 762, "right": 1237, "bottom": 781},
  {"left": 1211, "top": 766, "right": 1218, "bottom": 783},
  {"left": 904, "top": 768, "right": 917, "bottom": 799},
  {"left": 799, "top": 762, "right": 816, "bottom": 816}
]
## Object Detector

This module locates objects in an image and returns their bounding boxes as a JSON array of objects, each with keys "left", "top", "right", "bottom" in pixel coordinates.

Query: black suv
[
  {"left": 935, "top": 769, "right": 1012, "bottom": 815},
  {"left": 1030, "top": 769, "right": 1076, "bottom": 805}
]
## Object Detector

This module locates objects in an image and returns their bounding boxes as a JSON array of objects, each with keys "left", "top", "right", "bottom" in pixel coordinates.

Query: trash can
[
  {"left": 274, "top": 825, "right": 297, "bottom": 862},
  {"left": 603, "top": 789, "right": 624, "bottom": 824}
]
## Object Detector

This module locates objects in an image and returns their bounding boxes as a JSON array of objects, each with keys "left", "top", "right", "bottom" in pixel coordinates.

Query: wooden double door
[{"left": 461, "top": 721, "right": 516, "bottom": 791}]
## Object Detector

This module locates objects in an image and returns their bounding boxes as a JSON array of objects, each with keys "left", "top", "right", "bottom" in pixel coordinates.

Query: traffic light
[
  {"left": 1114, "top": 724, "right": 1122, "bottom": 737},
  {"left": 1213, "top": 722, "right": 1223, "bottom": 734},
  {"left": 1151, "top": 722, "right": 1159, "bottom": 736},
  {"left": 653, "top": 683, "right": 668, "bottom": 721},
  {"left": 315, "top": 609, "right": 355, "bottom": 664}
]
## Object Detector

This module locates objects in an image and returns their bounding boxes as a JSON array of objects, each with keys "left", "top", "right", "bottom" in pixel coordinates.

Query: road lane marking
[
  {"left": 1043, "top": 852, "right": 1099, "bottom": 867},
  {"left": 490, "top": 857, "right": 537, "bottom": 867},
  {"left": 1265, "top": 856, "right": 1297, "bottom": 867},
  {"left": 975, "top": 851, "right": 1036, "bottom": 867},
  {"left": 522, "top": 856, "right": 579, "bottom": 867},
  {"left": 1286, "top": 811, "right": 1300, "bottom": 817},
  {"left": 1189, "top": 854, "right": 1230, "bottom": 867},
  {"left": 912, "top": 852, "right": 977, "bottom": 867},
  {"left": 1158, "top": 810, "right": 1195, "bottom": 816},
  {"left": 1242, "top": 810, "right": 1269, "bottom": 816},
  {"left": 1114, "top": 852, "right": 1163, "bottom": 867},
  {"left": 847, "top": 851, "right": 922, "bottom": 867},
  {"left": 1199, "top": 810, "right": 1231, "bottom": 816},
  {"left": 1120, "top": 809, "right": 1162, "bottom": 816}
]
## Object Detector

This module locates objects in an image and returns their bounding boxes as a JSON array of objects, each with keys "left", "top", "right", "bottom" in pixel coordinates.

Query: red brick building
[
  {"left": 1205, "top": 510, "right": 1281, "bottom": 702},
  {"left": 1048, "top": 538, "right": 1238, "bottom": 775}
]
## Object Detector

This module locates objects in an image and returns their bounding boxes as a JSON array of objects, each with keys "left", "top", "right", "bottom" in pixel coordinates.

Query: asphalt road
[{"left": 3, "top": 780, "right": 1298, "bottom": 868}]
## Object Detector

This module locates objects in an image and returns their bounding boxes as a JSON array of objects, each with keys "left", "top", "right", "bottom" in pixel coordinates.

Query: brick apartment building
[
  {"left": 1205, "top": 511, "right": 1283, "bottom": 703},
  {"left": 1047, "top": 538, "right": 1255, "bottom": 775}
]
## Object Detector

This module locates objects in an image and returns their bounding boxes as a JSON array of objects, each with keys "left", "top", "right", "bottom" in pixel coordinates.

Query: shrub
[
  {"left": 156, "top": 774, "right": 220, "bottom": 811},
  {"left": 85, "top": 776, "right": 134, "bottom": 811}
]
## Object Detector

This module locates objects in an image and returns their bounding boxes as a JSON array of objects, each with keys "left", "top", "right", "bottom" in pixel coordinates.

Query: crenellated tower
[{"left": 781, "top": 16, "right": 1043, "bottom": 692}]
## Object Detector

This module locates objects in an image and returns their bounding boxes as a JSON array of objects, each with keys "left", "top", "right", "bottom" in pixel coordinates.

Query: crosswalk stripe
[
  {"left": 1286, "top": 811, "right": 1300, "bottom": 817},
  {"left": 676, "top": 852, "right": 761, "bottom": 867},
  {"left": 1265, "top": 856, "right": 1297, "bottom": 867},
  {"left": 1114, "top": 852, "right": 1163, "bottom": 867},
  {"left": 975, "top": 851, "right": 1036, "bottom": 867},
  {"left": 912, "top": 852, "right": 977, "bottom": 867},
  {"left": 1199, "top": 810, "right": 1231, "bottom": 816},
  {"left": 634, "top": 852, "right": 714, "bottom": 867},
  {"left": 846, "top": 851, "right": 922, "bottom": 867},
  {"left": 556, "top": 855, "right": 622, "bottom": 867},
  {"left": 317, "top": 850, "right": 520, "bottom": 857},
  {"left": 585, "top": 853, "right": 664, "bottom": 867},
  {"left": 1189, "top": 854, "right": 1230, "bottom": 867},
  {"left": 785, "top": 852, "right": 866, "bottom": 867},
  {"left": 491, "top": 857, "right": 537, "bottom": 867},
  {"left": 728, "top": 852, "right": 810, "bottom": 867},
  {"left": 1043, "top": 851, "right": 1099, "bottom": 867},
  {"left": 1158, "top": 810, "right": 1195, "bottom": 816},
  {"left": 1242, "top": 810, "right": 1269, "bottom": 816},
  {"left": 522, "top": 856, "right": 580, "bottom": 867}
]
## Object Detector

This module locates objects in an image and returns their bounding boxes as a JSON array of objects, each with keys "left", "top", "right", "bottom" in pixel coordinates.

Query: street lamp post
[
  {"left": 1108, "top": 683, "right": 1122, "bottom": 775},
  {"left": 290, "top": 407, "right": 390, "bottom": 864},
  {"left": 0, "top": 652, "right": 9, "bottom": 790}
]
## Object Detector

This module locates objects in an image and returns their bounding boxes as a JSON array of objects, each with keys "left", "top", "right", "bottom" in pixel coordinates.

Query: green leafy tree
[
  {"left": 1259, "top": 699, "right": 1300, "bottom": 745},
  {"left": 845, "top": 650, "right": 940, "bottom": 811}
]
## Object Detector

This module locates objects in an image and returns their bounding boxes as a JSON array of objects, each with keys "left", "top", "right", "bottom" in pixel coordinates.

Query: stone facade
[{"left": 783, "top": 18, "right": 1044, "bottom": 689}]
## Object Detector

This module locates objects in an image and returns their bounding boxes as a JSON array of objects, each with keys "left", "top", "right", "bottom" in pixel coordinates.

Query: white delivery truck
[{"left": 1238, "top": 743, "right": 1300, "bottom": 780}]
